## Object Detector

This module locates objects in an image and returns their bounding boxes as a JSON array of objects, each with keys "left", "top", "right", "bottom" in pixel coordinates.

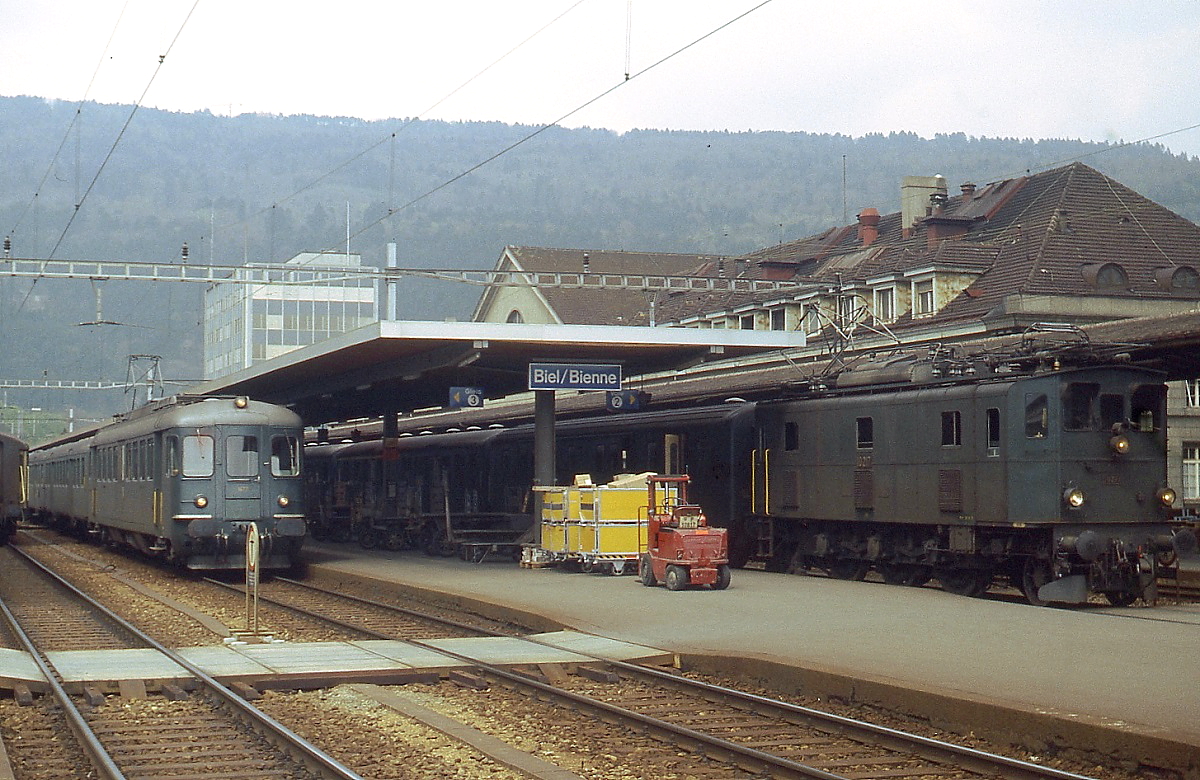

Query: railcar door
[{"left": 222, "top": 430, "right": 263, "bottom": 522}]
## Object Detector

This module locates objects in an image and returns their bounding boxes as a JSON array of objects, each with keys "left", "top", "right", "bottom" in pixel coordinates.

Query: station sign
[
  {"left": 449, "top": 386, "right": 484, "bottom": 408},
  {"left": 528, "top": 362, "right": 622, "bottom": 391}
]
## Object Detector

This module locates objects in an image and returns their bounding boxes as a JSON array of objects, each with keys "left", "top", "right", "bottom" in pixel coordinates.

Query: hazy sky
[{"left": 2, "top": 0, "right": 1198, "bottom": 156}]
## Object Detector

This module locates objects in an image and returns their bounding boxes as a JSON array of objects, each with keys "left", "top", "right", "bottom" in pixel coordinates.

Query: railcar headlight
[
  {"left": 1063, "top": 487, "right": 1085, "bottom": 508},
  {"left": 234, "top": 396, "right": 248, "bottom": 409},
  {"left": 1157, "top": 487, "right": 1177, "bottom": 507},
  {"left": 277, "top": 495, "right": 290, "bottom": 508},
  {"left": 1109, "top": 434, "right": 1131, "bottom": 455},
  {"left": 193, "top": 494, "right": 209, "bottom": 509}
]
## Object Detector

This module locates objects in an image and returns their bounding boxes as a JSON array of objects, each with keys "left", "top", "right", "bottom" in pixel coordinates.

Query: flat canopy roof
[{"left": 193, "top": 320, "right": 805, "bottom": 424}]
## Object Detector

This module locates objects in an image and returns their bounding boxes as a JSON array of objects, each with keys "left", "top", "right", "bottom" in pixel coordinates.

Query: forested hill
[{"left": 2, "top": 93, "right": 1199, "bottom": 420}]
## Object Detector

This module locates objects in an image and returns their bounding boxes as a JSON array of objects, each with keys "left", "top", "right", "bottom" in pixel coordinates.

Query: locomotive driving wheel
[
  {"left": 826, "top": 558, "right": 869, "bottom": 581},
  {"left": 937, "top": 567, "right": 992, "bottom": 597},
  {"left": 1020, "top": 558, "right": 1054, "bottom": 607}
]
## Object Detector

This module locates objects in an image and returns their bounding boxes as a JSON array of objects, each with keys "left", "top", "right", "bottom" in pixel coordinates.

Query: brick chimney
[
  {"left": 960, "top": 182, "right": 977, "bottom": 199},
  {"left": 857, "top": 208, "right": 881, "bottom": 247}
]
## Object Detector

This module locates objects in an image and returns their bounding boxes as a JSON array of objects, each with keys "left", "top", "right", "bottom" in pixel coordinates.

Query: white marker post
[{"left": 245, "top": 522, "right": 260, "bottom": 635}]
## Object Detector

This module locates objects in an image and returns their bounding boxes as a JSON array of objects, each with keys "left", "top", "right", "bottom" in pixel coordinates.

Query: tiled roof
[{"left": 660, "top": 162, "right": 1200, "bottom": 326}]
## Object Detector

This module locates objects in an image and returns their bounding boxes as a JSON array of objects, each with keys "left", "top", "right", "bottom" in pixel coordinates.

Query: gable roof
[{"left": 472, "top": 245, "right": 724, "bottom": 325}]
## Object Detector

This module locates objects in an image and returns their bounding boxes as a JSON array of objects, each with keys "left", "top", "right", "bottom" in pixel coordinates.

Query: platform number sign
[
  {"left": 449, "top": 386, "right": 484, "bottom": 408},
  {"left": 606, "top": 389, "right": 648, "bottom": 412}
]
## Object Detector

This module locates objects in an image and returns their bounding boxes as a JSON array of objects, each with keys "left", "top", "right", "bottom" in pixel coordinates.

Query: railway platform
[{"left": 301, "top": 542, "right": 1200, "bottom": 769}]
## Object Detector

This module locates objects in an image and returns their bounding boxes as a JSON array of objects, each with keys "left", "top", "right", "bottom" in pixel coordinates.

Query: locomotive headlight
[
  {"left": 193, "top": 494, "right": 209, "bottom": 509},
  {"left": 1157, "top": 487, "right": 1177, "bottom": 507},
  {"left": 234, "top": 396, "right": 249, "bottom": 409},
  {"left": 277, "top": 495, "right": 290, "bottom": 508},
  {"left": 1063, "top": 487, "right": 1085, "bottom": 508},
  {"left": 1109, "top": 434, "right": 1131, "bottom": 455}
]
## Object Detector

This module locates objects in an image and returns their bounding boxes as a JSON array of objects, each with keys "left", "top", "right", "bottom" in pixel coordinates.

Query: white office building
[{"left": 203, "top": 252, "right": 377, "bottom": 379}]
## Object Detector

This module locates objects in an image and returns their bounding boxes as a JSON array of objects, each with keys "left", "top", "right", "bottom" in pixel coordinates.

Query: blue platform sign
[
  {"left": 528, "top": 363, "right": 622, "bottom": 391},
  {"left": 448, "top": 386, "right": 484, "bottom": 408}
]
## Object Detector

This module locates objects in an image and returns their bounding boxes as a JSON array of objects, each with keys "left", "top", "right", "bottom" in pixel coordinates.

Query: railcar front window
[
  {"left": 181, "top": 435, "right": 215, "bottom": 477},
  {"left": 271, "top": 435, "right": 301, "bottom": 477},
  {"left": 226, "top": 435, "right": 260, "bottom": 477}
]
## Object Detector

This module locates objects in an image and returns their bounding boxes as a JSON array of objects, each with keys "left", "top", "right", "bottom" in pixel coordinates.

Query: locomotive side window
[
  {"left": 1063, "top": 382, "right": 1100, "bottom": 430},
  {"left": 1024, "top": 394, "right": 1048, "bottom": 438},
  {"left": 986, "top": 408, "right": 1001, "bottom": 450},
  {"left": 271, "top": 435, "right": 301, "bottom": 477},
  {"left": 785, "top": 422, "right": 799, "bottom": 451},
  {"left": 226, "top": 435, "right": 260, "bottom": 477},
  {"left": 181, "top": 435, "right": 215, "bottom": 477},
  {"left": 1131, "top": 384, "right": 1166, "bottom": 432},
  {"left": 941, "top": 411, "right": 962, "bottom": 446},
  {"left": 856, "top": 417, "right": 873, "bottom": 449}
]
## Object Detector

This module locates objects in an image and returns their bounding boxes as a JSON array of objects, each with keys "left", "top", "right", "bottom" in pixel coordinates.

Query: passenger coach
[
  {"left": 28, "top": 395, "right": 306, "bottom": 569},
  {"left": 0, "top": 432, "right": 28, "bottom": 544}
]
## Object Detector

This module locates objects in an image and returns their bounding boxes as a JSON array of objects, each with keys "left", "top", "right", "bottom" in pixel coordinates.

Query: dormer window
[
  {"left": 914, "top": 279, "right": 935, "bottom": 315},
  {"left": 873, "top": 287, "right": 896, "bottom": 322},
  {"left": 1154, "top": 265, "right": 1200, "bottom": 294},
  {"left": 506, "top": 309, "right": 524, "bottom": 323},
  {"left": 1081, "top": 262, "right": 1128, "bottom": 290}
]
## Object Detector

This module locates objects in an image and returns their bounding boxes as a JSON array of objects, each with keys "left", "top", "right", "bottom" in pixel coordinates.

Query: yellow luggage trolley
[{"left": 531, "top": 472, "right": 652, "bottom": 574}]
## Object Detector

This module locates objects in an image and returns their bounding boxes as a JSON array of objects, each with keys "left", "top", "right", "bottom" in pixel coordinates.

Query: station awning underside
[{"left": 192, "top": 320, "right": 805, "bottom": 425}]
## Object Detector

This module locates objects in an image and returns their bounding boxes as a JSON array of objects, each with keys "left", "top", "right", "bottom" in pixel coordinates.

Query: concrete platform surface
[{"left": 304, "top": 542, "right": 1200, "bottom": 745}]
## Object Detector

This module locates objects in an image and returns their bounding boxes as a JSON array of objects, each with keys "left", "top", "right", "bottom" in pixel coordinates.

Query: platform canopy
[{"left": 192, "top": 320, "right": 805, "bottom": 425}]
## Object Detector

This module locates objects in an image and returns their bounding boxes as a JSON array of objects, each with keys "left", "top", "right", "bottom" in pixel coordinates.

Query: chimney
[
  {"left": 857, "top": 207, "right": 881, "bottom": 247},
  {"left": 582, "top": 252, "right": 590, "bottom": 273},
  {"left": 960, "top": 181, "right": 977, "bottom": 199},
  {"left": 901, "top": 175, "right": 947, "bottom": 236}
]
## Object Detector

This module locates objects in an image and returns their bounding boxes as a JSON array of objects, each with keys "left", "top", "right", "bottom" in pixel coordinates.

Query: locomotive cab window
[
  {"left": 1100, "top": 393, "right": 1124, "bottom": 429},
  {"left": 226, "top": 435, "right": 260, "bottom": 478},
  {"left": 165, "top": 436, "right": 180, "bottom": 476},
  {"left": 181, "top": 435, "right": 215, "bottom": 478},
  {"left": 941, "top": 411, "right": 962, "bottom": 447},
  {"left": 785, "top": 422, "right": 799, "bottom": 451},
  {"left": 1024, "top": 394, "right": 1048, "bottom": 438},
  {"left": 271, "top": 435, "right": 301, "bottom": 477},
  {"left": 986, "top": 408, "right": 1001, "bottom": 452},
  {"left": 1131, "top": 384, "right": 1167, "bottom": 432},
  {"left": 856, "top": 417, "right": 873, "bottom": 449},
  {"left": 1063, "top": 382, "right": 1100, "bottom": 430}
]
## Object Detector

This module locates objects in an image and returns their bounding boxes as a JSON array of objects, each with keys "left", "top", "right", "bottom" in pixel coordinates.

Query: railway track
[
  {"left": 0, "top": 546, "right": 363, "bottom": 780},
  {"left": 224, "top": 575, "right": 1104, "bottom": 780}
]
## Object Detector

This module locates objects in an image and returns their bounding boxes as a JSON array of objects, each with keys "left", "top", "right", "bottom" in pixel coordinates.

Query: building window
[
  {"left": 739, "top": 313, "right": 755, "bottom": 330},
  {"left": 915, "top": 280, "right": 935, "bottom": 315},
  {"left": 770, "top": 307, "right": 786, "bottom": 331},
  {"left": 506, "top": 309, "right": 523, "bottom": 323},
  {"left": 874, "top": 288, "right": 895, "bottom": 322},
  {"left": 1186, "top": 380, "right": 1200, "bottom": 407},
  {"left": 1184, "top": 444, "right": 1200, "bottom": 501}
]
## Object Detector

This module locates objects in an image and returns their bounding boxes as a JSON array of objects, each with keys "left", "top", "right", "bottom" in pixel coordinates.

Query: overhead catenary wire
[
  {"left": 206, "top": 0, "right": 590, "bottom": 253},
  {"left": 14, "top": 1, "right": 201, "bottom": 323},
  {"left": 324, "top": 0, "right": 777, "bottom": 258}
]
